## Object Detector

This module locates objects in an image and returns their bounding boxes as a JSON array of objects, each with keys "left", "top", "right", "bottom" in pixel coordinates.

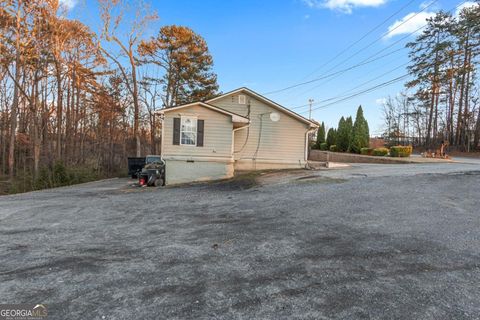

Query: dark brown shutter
[
  {"left": 173, "top": 117, "right": 180, "bottom": 145},
  {"left": 197, "top": 120, "right": 204, "bottom": 147}
]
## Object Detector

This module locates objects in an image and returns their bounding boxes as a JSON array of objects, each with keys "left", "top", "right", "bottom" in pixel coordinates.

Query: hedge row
[
  {"left": 390, "top": 145, "right": 413, "bottom": 157},
  {"left": 315, "top": 145, "right": 412, "bottom": 158},
  {"left": 360, "top": 148, "right": 373, "bottom": 155},
  {"left": 372, "top": 148, "right": 389, "bottom": 156}
]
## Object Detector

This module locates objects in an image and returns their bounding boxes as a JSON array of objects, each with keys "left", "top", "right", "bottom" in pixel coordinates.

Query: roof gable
[
  {"left": 207, "top": 87, "right": 318, "bottom": 128},
  {"left": 158, "top": 102, "right": 249, "bottom": 123}
]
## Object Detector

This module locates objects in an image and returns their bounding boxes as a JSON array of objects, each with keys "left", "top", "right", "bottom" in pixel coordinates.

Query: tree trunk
[
  {"left": 448, "top": 62, "right": 456, "bottom": 145},
  {"left": 1, "top": 80, "right": 9, "bottom": 175},
  {"left": 30, "top": 71, "right": 40, "bottom": 180},
  {"left": 55, "top": 60, "right": 63, "bottom": 161},
  {"left": 426, "top": 86, "right": 435, "bottom": 148},
  {"left": 128, "top": 48, "right": 141, "bottom": 157},
  {"left": 8, "top": 51, "right": 21, "bottom": 180},
  {"left": 461, "top": 50, "right": 472, "bottom": 149},
  {"left": 456, "top": 34, "right": 470, "bottom": 147},
  {"left": 72, "top": 79, "right": 81, "bottom": 162},
  {"left": 434, "top": 86, "right": 440, "bottom": 142},
  {"left": 64, "top": 69, "right": 72, "bottom": 163},
  {"left": 473, "top": 106, "right": 480, "bottom": 150}
]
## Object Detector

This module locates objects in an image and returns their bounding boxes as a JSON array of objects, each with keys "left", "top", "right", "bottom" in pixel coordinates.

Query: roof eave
[{"left": 156, "top": 102, "right": 250, "bottom": 123}]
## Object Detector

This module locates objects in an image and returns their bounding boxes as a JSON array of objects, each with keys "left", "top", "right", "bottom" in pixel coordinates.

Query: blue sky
[{"left": 63, "top": 0, "right": 474, "bottom": 135}]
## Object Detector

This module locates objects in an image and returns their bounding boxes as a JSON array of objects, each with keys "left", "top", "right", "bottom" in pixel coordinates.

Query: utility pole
[
  {"left": 308, "top": 98, "right": 314, "bottom": 120},
  {"left": 307, "top": 99, "right": 315, "bottom": 161}
]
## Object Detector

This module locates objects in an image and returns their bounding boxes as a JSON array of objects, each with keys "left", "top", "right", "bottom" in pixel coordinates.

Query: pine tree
[
  {"left": 326, "top": 128, "right": 336, "bottom": 147},
  {"left": 315, "top": 122, "right": 326, "bottom": 148},
  {"left": 351, "top": 106, "right": 370, "bottom": 153},
  {"left": 138, "top": 25, "right": 219, "bottom": 108},
  {"left": 345, "top": 116, "right": 353, "bottom": 151},
  {"left": 454, "top": 5, "right": 480, "bottom": 148},
  {"left": 403, "top": 5, "right": 480, "bottom": 149},
  {"left": 336, "top": 117, "right": 350, "bottom": 152},
  {"left": 406, "top": 11, "right": 454, "bottom": 147}
]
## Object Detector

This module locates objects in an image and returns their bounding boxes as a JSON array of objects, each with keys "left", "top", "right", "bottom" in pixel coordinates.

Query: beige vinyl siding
[
  {"left": 165, "top": 160, "right": 233, "bottom": 185},
  {"left": 210, "top": 94, "right": 309, "bottom": 162},
  {"left": 162, "top": 104, "right": 233, "bottom": 159},
  {"left": 211, "top": 94, "right": 250, "bottom": 117}
]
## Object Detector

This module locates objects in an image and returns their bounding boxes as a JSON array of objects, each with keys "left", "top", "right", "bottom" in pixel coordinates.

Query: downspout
[
  {"left": 305, "top": 126, "right": 317, "bottom": 168},
  {"left": 234, "top": 101, "right": 251, "bottom": 155},
  {"left": 232, "top": 124, "right": 250, "bottom": 158},
  {"left": 304, "top": 128, "right": 309, "bottom": 163},
  {"left": 159, "top": 113, "right": 165, "bottom": 158}
]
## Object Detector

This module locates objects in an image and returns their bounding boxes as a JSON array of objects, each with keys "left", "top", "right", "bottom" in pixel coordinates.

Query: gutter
[
  {"left": 160, "top": 113, "right": 165, "bottom": 158},
  {"left": 232, "top": 124, "right": 250, "bottom": 155},
  {"left": 304, "top": 126, "right": 318, "bottom": 163}
]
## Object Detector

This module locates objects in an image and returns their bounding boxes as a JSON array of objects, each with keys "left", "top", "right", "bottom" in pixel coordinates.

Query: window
[
  {"left": 238, "top": 95, "right": 246, "bottom": 105},
  {"left": 180, "top": 116, "right": 197, "bottom": 146}
]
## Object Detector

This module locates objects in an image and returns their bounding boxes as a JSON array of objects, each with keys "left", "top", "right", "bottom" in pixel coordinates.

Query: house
[{"left": 158, "top": 87, "right": 318, "bottom": 185}]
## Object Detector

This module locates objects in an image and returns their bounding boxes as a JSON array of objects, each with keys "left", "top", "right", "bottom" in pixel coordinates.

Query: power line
[
  {"left": 300, "top": 0, "right": 418, "bottom": 82},
  {"left": 296, "top": 74, "right": 410, "bottom": 114},
  {"left": 312, "top": 0, "right": 438, "bottom": 80},
  {"left": 267, "top": 0, "right": 469, "bottom": 100},
  {"left": 290, "top": 61, "right": 410, "bottom": 110},
  {"left": 289, "top": 47, "right": 407, "bottom": 102},
  {"left": 263, "top": 28, "right": 419, "bottom": 96},
  {"left": 264, "top": 0, "right": 439, "bottom": 96},
  {"left": 288, "top": 0, "right": 470, "bottom": 112},
  {"left": 303, "top": 74, "right": 410, "bottom": 113},
  {"left": 264, "top": 46, "right": 407, "bottom": 96},
  {"left": 270, "top": 28, "right": 418, "bottom": 97}
]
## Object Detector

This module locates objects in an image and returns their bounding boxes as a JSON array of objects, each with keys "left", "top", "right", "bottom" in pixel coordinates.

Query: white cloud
[
  {"left": 455, "top": 1, "right": 479, "bottom": 16},
  {"left": 302, "top": 0, "right": 387, "bottom": 14},
  {"left": 375, "top": 98, "right": 387, "bottom": 105},
  {"left": 59, "top": 0, "right": 77, "bottom": 10},
  {"left": 385, "top": 1, "right": 480, "bottom": 39},
  {"left": 385, "top": 11, "right": 435, "bottom": 39}
]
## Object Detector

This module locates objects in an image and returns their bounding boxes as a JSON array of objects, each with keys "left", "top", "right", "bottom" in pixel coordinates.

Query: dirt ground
[
  {"left": 448, "top": 151, "right": 480, "bottom": 158},
  {"left": 1, "top": 161, "right": 480, "bottom": 319}
]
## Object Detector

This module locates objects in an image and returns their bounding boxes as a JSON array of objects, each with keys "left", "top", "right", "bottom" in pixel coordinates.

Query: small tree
[
  {"left": 326, "top": 127, "right": 336, "bottom": 147},
  {"left": 351, "top": 106, "right": 370, "bottom": 153},
  {"left": 346, "top": 116, "right": 353, "bottom": 151},
  {"left": 337, "top": 116, "right": 353, "bottom": 152},
  {"left": 315, "top": 122, "right": 326, "bottom": 148},
  {"left": 336, "top": 117, "right": 345, "bottom": 151}
]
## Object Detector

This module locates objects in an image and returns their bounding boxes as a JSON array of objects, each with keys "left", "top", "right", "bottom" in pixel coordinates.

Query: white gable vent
[{"left": 238, "top": 95, "right": 246, "bottom": 105}]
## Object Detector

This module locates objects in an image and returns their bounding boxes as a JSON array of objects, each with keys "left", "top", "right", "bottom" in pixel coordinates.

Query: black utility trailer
[{"left": 127, "top": 157, "right": 146, "bottom": 178}]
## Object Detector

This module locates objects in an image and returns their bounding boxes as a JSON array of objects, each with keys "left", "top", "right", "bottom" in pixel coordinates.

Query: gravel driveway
[{"left": 1, "top": 161, "right": 480, "bottom": 319}]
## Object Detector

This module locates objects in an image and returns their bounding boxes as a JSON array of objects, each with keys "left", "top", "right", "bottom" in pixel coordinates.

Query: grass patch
[{"left": 1, "top": 162, "right": 118, "bottom": 195}]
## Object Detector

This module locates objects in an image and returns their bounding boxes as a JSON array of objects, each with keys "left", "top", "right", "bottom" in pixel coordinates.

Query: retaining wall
[{"left": 309, "top": 150, "right": 415, "bottom": 164}]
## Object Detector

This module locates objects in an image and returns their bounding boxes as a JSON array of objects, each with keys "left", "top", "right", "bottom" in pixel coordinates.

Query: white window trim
[{"left": 180, "top": 116, "right": 198, "bottom": 146}]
